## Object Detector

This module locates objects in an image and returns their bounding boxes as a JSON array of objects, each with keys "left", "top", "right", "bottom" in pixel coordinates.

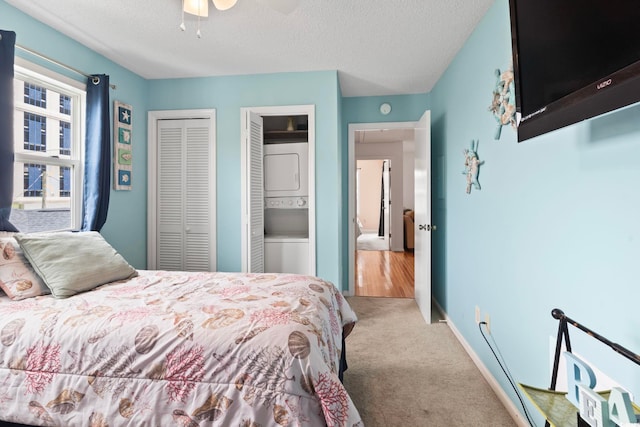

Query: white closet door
[
  {"left": 184, "top": 121, "right": 212, "bottom": 271},
  {"left": 157, "top": 122, "right": 184, "bottom": 270},
  {"left": 157, "top": 118, "right": 212, "bottom": 271},
  {"left": 248, "top": 112, "right": 264, "bottom": 273}
]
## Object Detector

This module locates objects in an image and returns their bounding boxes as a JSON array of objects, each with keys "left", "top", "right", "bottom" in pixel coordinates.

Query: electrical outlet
[
  {"left": 484, "top": 313, "right": 491, "bottom": 334},
  {"left": 475, "top": 306, "right": 480, "bottom": 324}
]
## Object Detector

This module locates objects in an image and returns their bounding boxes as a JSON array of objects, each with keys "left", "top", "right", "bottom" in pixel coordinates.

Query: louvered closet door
[
  {"left": 157, "top": 122, "right": 184, "bottom": 270},
  {"left": 157, "top": 119, "right": 212, "bottom": 271},
  {"left": 184, "top": 121, "right": 211, "bottom": 271},
  {"left": 248, "top": 112, "right": 264, "bottom": 273}
]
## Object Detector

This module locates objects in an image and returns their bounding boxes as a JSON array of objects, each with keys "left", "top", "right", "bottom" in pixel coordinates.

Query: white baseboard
[{"left": 433, "top": 300, "right": 530, "bottom": 427}]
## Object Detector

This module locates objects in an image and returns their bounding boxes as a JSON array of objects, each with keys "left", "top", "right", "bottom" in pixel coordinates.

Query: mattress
[{"left": 0, "top": 270, "right": 361, "bottom": 426}]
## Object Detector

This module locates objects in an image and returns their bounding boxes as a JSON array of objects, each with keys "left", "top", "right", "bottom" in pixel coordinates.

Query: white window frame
[{"left": 13, "top": 59, "right": 86, "bottom": 231}]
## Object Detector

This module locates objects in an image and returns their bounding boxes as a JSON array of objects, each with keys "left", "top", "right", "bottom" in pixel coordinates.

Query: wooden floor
[{"left": 354, "top": 250, "right": 414, "bottom": 298}]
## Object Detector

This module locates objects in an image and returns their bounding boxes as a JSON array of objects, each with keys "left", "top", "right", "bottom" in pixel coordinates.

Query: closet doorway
[
  {"left": 147, "top": 109, "right": 217, "bottom": 271},
  {"left": 240, "top": 105, "right": 316, "bottom": 275}
]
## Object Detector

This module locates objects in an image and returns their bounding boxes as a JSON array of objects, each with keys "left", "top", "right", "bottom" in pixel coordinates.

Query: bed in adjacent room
[{"left": 0, "top": 231, "right": 361, "bottom": 427}]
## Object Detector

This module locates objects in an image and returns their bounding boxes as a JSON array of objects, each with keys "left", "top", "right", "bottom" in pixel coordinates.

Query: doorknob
[
  {"left": 419, "top": 224, "right": 427, "bottom": 231},
  {"left": 419, "top": 224, "right": 437, "bottom": 231}
]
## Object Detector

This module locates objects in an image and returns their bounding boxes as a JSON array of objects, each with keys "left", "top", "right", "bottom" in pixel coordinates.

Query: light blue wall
[
  {"left": 431, "top": 0, "right": 640, "bottom": 421},
  {"left": 340, "top": 93, "right": 430, "bottom": 288},
  {"left": 147, "top": 72, "right": 343, "bottom": 286},
  {"left": 0, "top": 1, "right": 149, "bottom": 269}
]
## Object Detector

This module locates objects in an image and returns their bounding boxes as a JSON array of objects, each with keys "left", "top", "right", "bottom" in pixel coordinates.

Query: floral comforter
[{"left": 0, "top": 270, "right": 361, "bottom": 426}]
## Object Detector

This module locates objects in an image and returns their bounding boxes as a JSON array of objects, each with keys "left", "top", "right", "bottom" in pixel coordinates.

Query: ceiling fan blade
[{"left": 256, "top": 0, "right": 299, "bottom": 14}]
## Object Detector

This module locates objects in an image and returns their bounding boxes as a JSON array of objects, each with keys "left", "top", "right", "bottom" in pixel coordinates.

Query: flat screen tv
[{"left": 508, "top": 0, "right": 640, "bottom": 142}]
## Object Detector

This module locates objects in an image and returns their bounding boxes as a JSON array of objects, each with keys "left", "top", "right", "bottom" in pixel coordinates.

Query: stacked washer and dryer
[{"left": 263, "top": 141, "right": 310, "bottom": 274}]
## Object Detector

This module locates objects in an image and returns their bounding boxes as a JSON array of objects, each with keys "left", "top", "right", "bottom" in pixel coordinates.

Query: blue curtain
[
  {"left": 0, "top": 30, "right": 18, "bottom": 232},
  {"left": 81, "top": 74, "right": 111, "bottom": 231}
]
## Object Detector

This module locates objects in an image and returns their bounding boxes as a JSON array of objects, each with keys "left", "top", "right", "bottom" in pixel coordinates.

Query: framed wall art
[{"left": 113, "top": 100, "right": 132, "bottom": 190}]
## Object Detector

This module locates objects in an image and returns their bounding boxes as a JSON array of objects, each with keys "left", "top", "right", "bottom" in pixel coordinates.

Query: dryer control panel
[{"left": 265, "top": 197, "right": 308, "bottom": 209}]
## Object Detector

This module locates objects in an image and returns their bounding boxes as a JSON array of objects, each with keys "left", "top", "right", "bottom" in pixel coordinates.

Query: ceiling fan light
[
  {"left": 212, "top": 0, "right": 238, "bottom": 11},
  {"left": 184, "top": 0, "right": 209, "bottom": 17}
]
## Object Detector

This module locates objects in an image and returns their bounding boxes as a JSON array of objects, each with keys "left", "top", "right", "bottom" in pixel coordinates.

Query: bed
[{"left": 0, "top": 231, "right": 361, "bottom": 426}]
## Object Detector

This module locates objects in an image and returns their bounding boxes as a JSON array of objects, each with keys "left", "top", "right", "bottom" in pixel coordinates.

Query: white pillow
[
  {"left": 0, "top": 237, "right": 50, "bottom": 300},
  {"left": 15, "top": 231, "right": 138, "bottom": 298}
]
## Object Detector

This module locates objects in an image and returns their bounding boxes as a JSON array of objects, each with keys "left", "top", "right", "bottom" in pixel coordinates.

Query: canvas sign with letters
[{"left": 113, "top": 100, "right": 132, "bottom": 190}]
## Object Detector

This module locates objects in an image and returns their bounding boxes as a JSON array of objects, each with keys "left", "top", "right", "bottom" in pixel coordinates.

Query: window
[
  {"left": 24, "top": 82, "right": 46, "bottom": 108},
  {"left": 11, "top": 62, "right": 86, "bottom": 233},
  {"left": 59, "top": 94, "right": 71, "bottom": 115},
  {"left": 23, "top": 163, "right": 45, "bottom": 197},
  {"left": 59, "top": 166, "right": 71, "bottom": 197},
  {"left": 59, "top": 121, "right": 71, "bottom": 155},
  {"left": 23, "top": 112, "right": 47, "bottom": 151}
]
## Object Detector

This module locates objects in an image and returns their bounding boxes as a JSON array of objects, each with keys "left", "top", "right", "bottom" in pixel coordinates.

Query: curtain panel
[
  {"left": 81, "top": 74, "right": 111, "bottom": 232},
  {"left": 0, "top": 30, "right": 18, "bottom": 232}
]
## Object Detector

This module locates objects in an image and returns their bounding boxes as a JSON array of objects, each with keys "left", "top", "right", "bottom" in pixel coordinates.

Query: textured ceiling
[{"left": 5, "top": 0, "right": 494, "bottom": 97}]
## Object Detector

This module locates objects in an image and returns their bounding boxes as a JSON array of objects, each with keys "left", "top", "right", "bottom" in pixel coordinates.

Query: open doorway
[
  {"left": 356, "top": 159, "right": 390, "bottom": 251},
  {"left": 350, "top": 125, "right": 416, "bottom": 298}
]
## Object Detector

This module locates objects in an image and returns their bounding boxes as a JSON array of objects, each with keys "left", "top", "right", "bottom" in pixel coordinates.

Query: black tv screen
[{"left": 508, "top": 0, "right": 640, "bottom": 142}]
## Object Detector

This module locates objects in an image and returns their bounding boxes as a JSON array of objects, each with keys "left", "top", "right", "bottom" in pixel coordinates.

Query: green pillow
[{"left": 14, "top": 231, "right": 138, "bottom": 298}]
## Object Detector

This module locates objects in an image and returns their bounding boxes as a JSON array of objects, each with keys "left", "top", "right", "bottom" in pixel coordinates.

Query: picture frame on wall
[{"left": 113, "top": 100, "right": 132, "bottom": 190}]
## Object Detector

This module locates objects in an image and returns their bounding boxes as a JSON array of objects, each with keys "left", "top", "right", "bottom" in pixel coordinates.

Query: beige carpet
[{"left": 343, "top": 297, "right": 517, "bottom": 427}]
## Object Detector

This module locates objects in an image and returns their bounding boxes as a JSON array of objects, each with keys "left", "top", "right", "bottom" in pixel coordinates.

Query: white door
[
  {"left": 414, "top": 110, "right": 432, "bottom": 324},
  {"left": 383, "top": 159, "right": 390, "bottom": 247},
  {"left": 247, "top": 112, "right": 264, "bottom": 273},
  {"left": 156, "top": 118, "right": 214, "bottom": 271}
]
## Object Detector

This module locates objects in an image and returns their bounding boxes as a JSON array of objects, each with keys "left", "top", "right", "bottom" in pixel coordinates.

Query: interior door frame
[
  {"left": 147, "top": 109, "right": 217, "bottom": 270},
  {"left": 348, "top": 121, "right": 417, "bottom": 296},
  {"left": 240, "top": 105, "right": 316, "bottom": 274}
]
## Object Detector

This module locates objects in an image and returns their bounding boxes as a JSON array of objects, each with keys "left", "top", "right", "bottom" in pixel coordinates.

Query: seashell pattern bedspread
[{"left": 0, "top": 270, "right": 361, "bottom": 426}]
